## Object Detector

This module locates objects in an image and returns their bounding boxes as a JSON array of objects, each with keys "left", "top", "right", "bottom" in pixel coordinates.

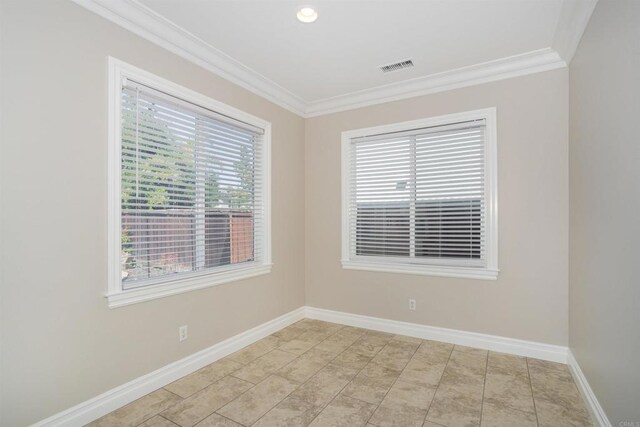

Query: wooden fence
[{"left": 122, "top": 209, "right": 254, "bottom": 280}]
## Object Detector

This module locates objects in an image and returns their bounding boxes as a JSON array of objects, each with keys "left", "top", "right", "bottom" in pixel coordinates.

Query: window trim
[
  {"left": 341, "top": 108, "right": 498, "bottom": 280},
  {"left": 107, "top": 57, "right": 272, "bottom": 308}
]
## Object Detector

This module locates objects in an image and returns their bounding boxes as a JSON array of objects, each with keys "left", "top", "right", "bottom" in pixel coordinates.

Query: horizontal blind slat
[
  {"left": 121, "top": 83, "right": 264, "bottom": 286},
  {"left": 349, "top": 120, "right": 486, "bottom": 263}
]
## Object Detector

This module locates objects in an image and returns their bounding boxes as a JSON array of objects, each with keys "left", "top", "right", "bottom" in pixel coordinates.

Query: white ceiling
[
  {"left": 139, "top": 0, "right": 563, "bottom": 102},
  {"left": 74, "top": 0, "right": 598, "bottom": 116}
]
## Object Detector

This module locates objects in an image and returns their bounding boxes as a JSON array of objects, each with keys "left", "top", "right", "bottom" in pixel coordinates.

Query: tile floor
[{"left": 89, "top": 319, "right": 592, "bottom": 427}]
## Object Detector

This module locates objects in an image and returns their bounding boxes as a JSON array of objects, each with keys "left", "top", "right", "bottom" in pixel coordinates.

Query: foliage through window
[{"left": 119, "top": 80, "right": 265, "bottom": 289}]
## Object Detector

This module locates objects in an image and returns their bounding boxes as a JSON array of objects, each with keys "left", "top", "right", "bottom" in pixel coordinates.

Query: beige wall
[
  {"left": 0, "top": 0, "right": 580, "bottom": 424},
  {"left": 0, "top": 1, "right": 305, "bottom": 425},
  {"left": 305, "top": 69, "right": 569, "bottom": 345},
  {"left": 569, "top": 0, "right": 640, "bottom": 423}
]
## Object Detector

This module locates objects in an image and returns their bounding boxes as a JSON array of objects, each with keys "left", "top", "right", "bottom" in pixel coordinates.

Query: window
[
  {"left": 341, "top": 109, "right": 498, "bottom": 280},
  {"left": 107, "top": 58, "right": 271, "bottom": 307}
]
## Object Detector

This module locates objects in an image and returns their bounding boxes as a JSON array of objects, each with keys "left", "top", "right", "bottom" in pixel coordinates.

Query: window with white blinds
[
  {"left": 341, "top": 110, "right": 498, "bottom": 280},
  {"left": 108, "top": 59, "right": 271, "bottom": 307}
]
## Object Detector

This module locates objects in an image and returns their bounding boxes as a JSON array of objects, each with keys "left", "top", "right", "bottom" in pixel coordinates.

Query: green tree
[
  {"left": 224, "top": 144, "right": 254, "bottom": 210},
  {"left": 120, "top": 92, "right": 196, "bottom": 211},
  {"left": 205, "top": 170, "right": 222, "bottom": 208}
]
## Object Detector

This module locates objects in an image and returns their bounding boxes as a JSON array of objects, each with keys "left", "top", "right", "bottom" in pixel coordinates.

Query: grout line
[
  {"left": 229, "top": 372, "right": 258, "bottom": 385},
  {"left": 198, "top": 323, "right": 322, "bottom": 426},
  {"left": 161, "top": 388, "right": 184, "bottom": 400},
  {"left": 304, "top": 329, "right": 393, "bottom": 425},
  {"left": 128, "top": 388, "right": 186, "bottom": 427},
  {"left": 161, "top": 374, "right": 253, "bottom": 425},
  {"left": 157, "top": 414, "right": 180, "bottom": 426},
  {"left": 237, "top": 321, "right": 353, "bottom": 426},
  {"left": 479, "top": 349, "right": 490, "bottom": 425},
  {"left": 363, "top": 338, "right": 422, "bottom": 425},
  {"left": 526, "top": 358, "right": 541, "bottom": 427},
  {"left": 421, "top": 343, "right": 455, "bottom": 425},
  {"left": 214, "top": 411, "right": 248, "bottom": 426},
  {"left": 214, "top": 372, "right": 301, "bottom": 426}
]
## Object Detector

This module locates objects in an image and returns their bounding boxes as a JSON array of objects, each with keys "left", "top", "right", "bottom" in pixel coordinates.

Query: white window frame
[
  {"left": 107, "top": 57, "right": 272, "bottom": 308},
  {"left": 341, "top": 108, "right": 498, "bottom": 280}
]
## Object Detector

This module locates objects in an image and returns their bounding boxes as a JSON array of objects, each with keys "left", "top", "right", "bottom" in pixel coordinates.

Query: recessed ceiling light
[{"left": 297, "top": 6, "right": 318, "bottom": 23}]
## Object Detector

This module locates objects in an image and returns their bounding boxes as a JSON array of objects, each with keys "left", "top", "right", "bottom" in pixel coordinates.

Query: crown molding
[
  {"left": 71, "top": 0, "right": 579, "bottom": 118},
  {"left": 552, "top": 0, "right": 599, "bottom": 64},
  {"left": 70, "top": 0, "right": 307, "bottom": 116},
  {"left": 305, "top": 48, "right": 566, "bottom": 117}
]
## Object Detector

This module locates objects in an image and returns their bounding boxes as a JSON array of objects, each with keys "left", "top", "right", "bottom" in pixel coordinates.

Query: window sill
[
  {"left": 106, "top": 263, "right": 272, "bottom": 308},
  {"left": 341, "top": 260, "right": 498, "bottom": 280}
]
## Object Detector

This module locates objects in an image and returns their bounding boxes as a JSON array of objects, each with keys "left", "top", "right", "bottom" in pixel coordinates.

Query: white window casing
[
  {"left": 341, "top": 108, "right": 498, "bottom": 280},
  {"left": 107, "top": 58, "right": 272, "bottom": 308}
]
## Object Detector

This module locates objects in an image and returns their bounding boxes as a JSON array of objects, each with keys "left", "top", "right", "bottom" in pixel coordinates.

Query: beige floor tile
[
  {"left": 534, "top": 398, "right": 593, "bottom": 427},
  {"left": 393, "top": 334, "right": 423, "bottom": 345},
  {"left": 164, "top": 359, "right": 243, "bottom": 399},
  {"left": 341, "top": 362, "right": 401, "bottom": 405},
  {"left": 441, "top": 349, "right": 487, "bottom": 387},
  {"left": 527, "top": 357, "right": 574, "bottom": 382},
  {"left": 89, "top": 389, "right": 182, "bottom": 427},
  {"left": 194, "top": 413, "right": 243, "bottom": 427},
  {"left": 308, "top": 394, "right": 377, "bottom": 427},
  {"left": 232, "top": 349, "right": 298, "bottom": 384},
  {"left": 312, "top": 321, "right": 344, "bottom": 334},
  {"left": 296, "top": 319, "right": 334, "bottom": 331},
  {"left": 364, "top": 330, "right": 395, "bottom": 339},
  {"left": 271, "top": 324, "right": 307, "bottom": 342},
  {"left": 426, "top": 382, "right": 484, "bottom": 427},
  {"left": 217, "top": 375, "right": 298, "bottom": 426},
  {"left": 414, "top": 340, "right": 453, "bottom": 364},
  {"left": 480, "top": 402, "right": 538, "bottom": 427},
  {"left": 371, "top": 339, "right": 419, "bottom": 371},
  {"left": 292, "top": 319, "right": 323, "bottom": 329},
  {"left": 314, "top": 331, "right": 361, "bottom": 355},
  {"left": 483, "top": 370, "right": 535, "bottom": 414},
  {"left": 529, "top": 362, "right": 586, "bottom": 410},
  {"left": 278, "top": 348, "right": 336, "bottom": 383},
  {"left": 226, "top": 336, "right": 283, "bottom": 365},
  {"left": 252, "top": 395, "right": 324, "bottom": 427},
  {"left": 399, "top": 356, "right": 447, "bottom": 389},
  {"left": 138, "top": 416, "right": 180, "bottom": 427},
  {"left": 450, "top": 346, "right": 488, "bottom": 369},
  {"left": 527, "top": 357, "right": 570, "bottom": 375},
  {"left": 161, "top": 376, "right": 253, "bottom": 427},
  {"left": 91, "top": 322, "right": 594, "bottom": 427},
  {"left": 278, "top": 330, "right": 327, "bottom": 355},
  {"left": 487, "top": 352, "right": 529, "bottom": 378},
  {"left": 291, "top": 363, "right": 358, "bottom": 406},
  {"left": 426, "top": 348, "right": 486, "bottom": 427},
  {"left": 349, "top": 333, "right": 394, "bottom": 358},
  {"left": 332, "top": 348, "right": 372, "bottom": 370},
  {"left": 453, "top": 345, "right": 489, "bottom": 357},
  {"left": 369, "top": 380, "right": 435, "bottom": 427},
  {"left": 336, "top": 325, "right": 368, "bottom": 337}
]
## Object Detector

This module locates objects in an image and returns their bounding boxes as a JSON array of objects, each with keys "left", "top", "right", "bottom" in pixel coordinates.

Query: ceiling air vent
[{"left": 379, "top": 59, "right": 414, "bottom": 73}]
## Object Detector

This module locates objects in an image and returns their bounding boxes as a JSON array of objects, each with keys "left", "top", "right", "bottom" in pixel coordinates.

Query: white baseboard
[
  {"left": 305, "top": 306, "right": 568, "bottom": 363},
  {"left": 567, "top": 350, "right": 611, "bottom": 427},
  {"left": 32, "top": 307, "right": 306, "bottom": 427},
  {"left": 35, "top": 305, "right": 607, "bottom": 427}
]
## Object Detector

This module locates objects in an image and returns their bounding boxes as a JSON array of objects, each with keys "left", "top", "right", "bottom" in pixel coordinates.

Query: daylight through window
[
  {"left": 119, "top": 80, "right": 266, "bottom": 290},
  {"left": 342, "top": 110, "right": 498, "bottom": 279}
]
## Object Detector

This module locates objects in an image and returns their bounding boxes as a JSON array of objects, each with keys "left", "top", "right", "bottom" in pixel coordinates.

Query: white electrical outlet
[
  {"left": 178, "top": 325, "right": 188, "bottom": 342},
  {"left": 408, "top": 299, "right": 416, "bottom": 311}
]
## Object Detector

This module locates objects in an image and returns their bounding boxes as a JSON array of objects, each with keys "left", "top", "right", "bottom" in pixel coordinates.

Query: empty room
[{"left": 1, "top": 0, "right": 638, "bottom": 426}]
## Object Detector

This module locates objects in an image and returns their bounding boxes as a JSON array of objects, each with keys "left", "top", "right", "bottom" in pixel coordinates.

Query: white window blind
[
  {"left": 120, "top": 80, "right": 265, "bottom": 289},
  {"left": 345, "top": 118, "right": 494, "bottom": 273}
]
